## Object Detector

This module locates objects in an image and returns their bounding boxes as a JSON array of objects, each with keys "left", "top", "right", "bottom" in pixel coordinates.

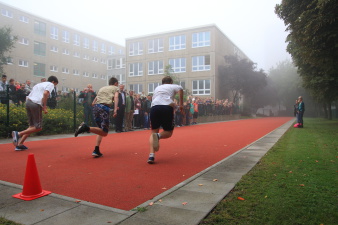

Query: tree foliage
[
  {"left": 275, "top": 0, "right": 338, "bottom": 119},
  {"left": 0, "top": 26, "right": 17, "bottom": 74}
]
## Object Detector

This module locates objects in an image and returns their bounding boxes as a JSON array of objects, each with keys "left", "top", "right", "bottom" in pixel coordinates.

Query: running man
[
  {"left": 12, "top": 76, "right": 59, "bottom": 151},
  {"left": 74, "top": 77, "right": 119, "bottom": 157},
  {"left": 148, "top": 76, "right": 183, "bottom": 164}
]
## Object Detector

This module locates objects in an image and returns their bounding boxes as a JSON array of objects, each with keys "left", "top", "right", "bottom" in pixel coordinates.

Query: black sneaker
[
  {"left": 15, "top": 145, "right": 28, "bottom": 151},
  {"left": 147, "top": 157, "right": 155, "bottom": 164},
  {"left": 75, "top": 122, "right": 90, "bottom": 137},
  {"left": 92, "top": 150, "right": 103, "bottom": 158},
  {"left": 12, "top": 131, "right": 20, "bottom": 146}
]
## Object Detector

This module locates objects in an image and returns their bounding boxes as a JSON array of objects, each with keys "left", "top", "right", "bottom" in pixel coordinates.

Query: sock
[{"left": 149, "top": 153, "right": 155, "bottom": 158}]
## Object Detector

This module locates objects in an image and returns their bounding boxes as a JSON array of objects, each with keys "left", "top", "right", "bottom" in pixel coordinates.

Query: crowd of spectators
[{"left": 0, "top": 74, "right": 33, "bottom": 105}]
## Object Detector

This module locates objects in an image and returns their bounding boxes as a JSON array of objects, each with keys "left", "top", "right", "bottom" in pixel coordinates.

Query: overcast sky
[{"left": 1, "top": 0, "right": 291, "bottom": 72}]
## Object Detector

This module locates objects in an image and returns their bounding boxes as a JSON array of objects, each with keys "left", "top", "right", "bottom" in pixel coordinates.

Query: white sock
[{"left": 149, "top": 153, "right": 155, "bottom": 157}]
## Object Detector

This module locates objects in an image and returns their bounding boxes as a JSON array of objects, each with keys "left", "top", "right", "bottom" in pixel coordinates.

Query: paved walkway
[{"left": 0, "top": 119, "right": 294, "bottom": 225}]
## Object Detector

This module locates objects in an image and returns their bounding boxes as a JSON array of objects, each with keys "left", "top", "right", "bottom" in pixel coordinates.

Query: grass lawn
[{"left": 200, "top": 118, "right": 337, "bottom": 225}]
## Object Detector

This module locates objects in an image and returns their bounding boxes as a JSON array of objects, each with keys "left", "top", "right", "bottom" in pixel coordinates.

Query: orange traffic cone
[{"left": 13, "top": 153, "right": 51, "bottom": 200}]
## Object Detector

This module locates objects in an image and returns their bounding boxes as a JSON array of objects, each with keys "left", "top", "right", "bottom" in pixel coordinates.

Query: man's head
[
  {"left": 129, "top": 90, "right": 134, "bottom": 95},
  {"left": 87, "top": 84, "right": 92, "bottom": 90},
  {"left": 119, "top": 84, "right": 125, "bottom": 91},
  {"left": 47, "top": 76, "right": 59, "bottom": 86},
  {"left": 41, "top": 78, "right": 46, "bottom": 82},
  {"left": 26, "top": 80, "right": 31, "bottom": 86},
  {"left": 1, "top": 74, "right": 7, "bottom": 83},
  {"left": 109, "top": 77, "right": 118, "bottom": 86},
  {"left": 162, "top": 76, "right": 173, "bottom": 84},
  {"left": 20, "top": 83, "right": 26, "bottom": 89}
]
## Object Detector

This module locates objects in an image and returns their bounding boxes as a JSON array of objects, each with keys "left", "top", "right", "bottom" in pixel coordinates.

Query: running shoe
[
  {"left": 15, "top": 145, "right": 28, "bottom": 151},
  {"left": 74, "top": 122, "right": 90, "bottom": 137},
  {"left": 92, "top": 150, "right": 103, "bottom": 158},
  {"left": 147, "top": 157, "right": 155, "bottom": 164},
  {"left": 12, "top": 131, "right": 20, "bottom": 146}
]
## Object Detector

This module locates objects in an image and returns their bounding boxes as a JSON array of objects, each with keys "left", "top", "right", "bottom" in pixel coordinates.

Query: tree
[
  {"left": 219, "top": 55, "right": 267, "bottom": 114},
  {"left": 0, "top": 26, "right": 17, "bottom": 74},
  {"left": 275, "top": 0, "right": 338, "bottom": 119}
]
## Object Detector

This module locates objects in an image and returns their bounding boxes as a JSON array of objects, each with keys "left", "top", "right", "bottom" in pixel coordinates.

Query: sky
[{"left": 1, "top": 0, "right": 291, "bottom": 72}]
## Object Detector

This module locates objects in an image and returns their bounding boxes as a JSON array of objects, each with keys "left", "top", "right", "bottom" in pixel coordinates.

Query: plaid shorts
[{"left": 93, "top": 104, "right": 110, "bottom": 133}]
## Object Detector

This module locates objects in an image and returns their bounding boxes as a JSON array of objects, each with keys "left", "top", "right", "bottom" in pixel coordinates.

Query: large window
[
  {"left": 19, "top": 60, "right": 28, "bottom": 67},
  {"left": 148, "top": 82, "right": 160, "bottom": 94},
  {"left": 101, "top": 43, "right": 106, "bottom": 54},
  {"left": 148, "top": 38, "right": 163, "bottom": 53},
  {"left": 129, "top": 42, "right": 143, "bottom": 56},
  {"left": 169, "top": 58, "right": 186, "bottom": 73},
  {"left": 34, "top": 62, "right": 45, "bottom": 77},
  {"left": 73, "top": 34, "right": 80, "bottom": 46},
  {"left": 1, "top": 9, "right": 13, "bottom": 18},
  {"left": 192, "top": 31, "right": 210, "bottom": 48},
  {"left": 148, "top": 60, "right": 163, "bottom": 75},
  {"left": 108, "top": 46, "right": 115, "bottom": 55},
  {"left": 129, "top": 63, "right": 143, "bottom": 76},
  {"left": 50, "top": 26, "right": 58, "bottom": 40},
  {"left": 111, "top": 74, "right": 126, "bottom": 84},
  {"left": 192, "top": 80, "right": 211, "bottom": 95},
  {"left": 19, "top": 15, "right": 29, "bottom": 23},
  {"left": 34, "top": 20, "right": 46, "bottom": 36},
  {"left": 93, "top": 40, "right": 98, "bottom": 51},
  {"left": 83, "top": 37, "right": 89, "bottom": 49},
  {"left": 169, "top": 35, "right": 186, "bottom": 51},
  {"left": 34, "top": 41, "right": 46, "bottom": 56},
  {"left": 192, "top": 55, "right": 210, "bottom": 71},
  {"left": 19, "top": 37, "right": 29, "bottom": 45},
  {"left": 107, "top": 58, "right": 126, "bottom": 69},
  {"left": 129, "top": 84, "right": 143, "bottom": 94},
  {"left": 62, "top": 30, "right": 70, "bottom": 43}
]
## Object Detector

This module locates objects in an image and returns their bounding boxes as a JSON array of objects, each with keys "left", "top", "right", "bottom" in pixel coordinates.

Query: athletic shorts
[
  {"left": 93, "top": 104, "right": 110, "bottom": 133},
  {"left": 150, "top": 105, "right": 174, "bottom": 131},
  {"left": 26, "top": 99, "right": 43, "bottom": 129}
]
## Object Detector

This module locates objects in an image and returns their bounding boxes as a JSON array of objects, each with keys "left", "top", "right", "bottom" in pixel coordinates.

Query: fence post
[
  {"left": 6, "top": 85, "right": 10, "bottom": 137},
  {"left": 73, "top": 91, "right": 76, "bottom": 132}
]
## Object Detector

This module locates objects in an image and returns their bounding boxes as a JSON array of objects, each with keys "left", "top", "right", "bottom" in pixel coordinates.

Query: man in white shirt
[
  {"left": 11, "top": 76, "right": 58, "bottom": 151},
  {"left": 148, "top": 76, "right": 183, "bottom": 164}
]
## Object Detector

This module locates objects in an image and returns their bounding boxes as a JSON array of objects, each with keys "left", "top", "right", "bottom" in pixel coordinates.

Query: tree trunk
[
  {"left": 323, "top": 103, "right": 328, "bottom": 119},
  {"left": 327, "top": 101, "right": 332, "bottom": 120}
]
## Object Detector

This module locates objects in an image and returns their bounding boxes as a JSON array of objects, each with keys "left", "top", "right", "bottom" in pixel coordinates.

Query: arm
[
  {"left": 91, "top": 96, "right": 97, "bottom": 106},
  {"left": 42, "top": 90, "right": 50, "bottom": 114},
  {"left": 113, "top": 91, "right": 119, "bottom": 117}
]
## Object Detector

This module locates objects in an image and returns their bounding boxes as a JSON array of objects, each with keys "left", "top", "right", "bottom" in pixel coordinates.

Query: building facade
[
  {"left": 0, "top": 2, "right": 125, "bottom": 93},
  {"left": 125, "top": 24, "right": 250, "bottom": 100}
]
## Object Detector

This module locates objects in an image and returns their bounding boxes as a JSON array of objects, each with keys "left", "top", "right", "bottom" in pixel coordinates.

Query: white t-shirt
[
  {"left": 27, "top": 82, "right": 55, "bottom": 106},
  {"left": 151, "top": 84, "right": 183, "bottom": 107}
]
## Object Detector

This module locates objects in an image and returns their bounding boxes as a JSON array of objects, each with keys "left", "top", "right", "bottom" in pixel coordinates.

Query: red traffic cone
[{"left": 13, "top": 153, "right": 51, "bottom": 200}]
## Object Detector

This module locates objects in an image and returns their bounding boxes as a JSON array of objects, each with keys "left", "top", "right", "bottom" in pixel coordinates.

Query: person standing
[
  {"left": 78, "top": 84, "right": 96, "bottom": 126},
  {"left": 0, "top": 74, "right": 8, "bottom": 104},
  {"left": 74, "top": 77, "right": 119, "bottom": 157},
  {"left": 192, "top": 99, "right": 199, "bottom": 125},
  {"left": 297, "top": 96, "right": 305, "bottom": 128},
  {"left": 147, "top": 76, "right": 183, "bottom": 164},
  {"left": 124, "top": 90, "right": 135, "bottom": 132},
  {"left": 142, "top": 94, "right": 152, "bottom": 130},
  {"left": 11, "top": 76, "right": 59, "bottom": 151},
  {"left": 115, "top": 84, "right": 126, "bottom": 133}
]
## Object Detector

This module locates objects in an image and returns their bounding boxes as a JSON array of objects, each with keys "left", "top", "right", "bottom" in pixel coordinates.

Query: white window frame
[
  {"left": 148, "top": 60, "right": 164, "bottom": 75},
  {"left": 19, "top": 37, "right": 29, "bottom": 45},
  {"left": 101, "top": 58, "right": 106, "bottom": 64},
  {"left": 92, "top": 73, "right": 98, "bottom": 79},
  {"left": 73, "top": 69, "right": 79, "bottom": 76},
  {"left": 101, "top": 43, "right": 106, "bottom": 54},
  {"left": 1, "top": 9, "right": 13, "bottom": 18},
  {"left": 50, "top": 46, "right": 58, "bottom": 52},
  {"left": 93, "top": 40, "right": 98, "bottom": 51},
  {"left": 18, "top": 60, "right": 28, "bottom": 67},
  {"left": 63, "top": 48, "right": 70, "bottom": 55},
  {"left": 19, "top": 15, "right": 29, "bottom": 23},
  {"left": 129, "top": 42, "right": 143, "bottom": 56},
  {"left": 100, "top": 74, "right": 106, "bottom": 80},
  {"left": 192, "top": 80, "right": 211, "bottom": 95},
  {"left": 129, "top": 84, "right": 143, "bottom": 94},
  {"left": 129, "top": 63, "right": 143, "bottom": 76},
  {"left": 50, "top": 65, "right": 58, "bottom": 72},
  {"left": 148, "top": 82, "right": 160, "bottom": 94},
  {"left": 83, "top": 72, "right": 89, "bottom": 77},
  {"left": 92, "top": 56, "right": 98, "bottom": 62},
  {"left": 192, "top": 31, "right": 210, "bottom": 48},
  {"left": 50, "top": 26, "right": 58, "bottom": 40},
  {"left": 73, "top": 34, "right": 80, "bottom": 46},
  {"left": 62, "top": 30, "right": 70, "bottom": 43},
  {"left": 83, "top": 54, "right": 90, "bottom": 60},
  {"left": 73, "top": 52, "right": 80, "bottom": 58},
  {"left": 169, "top": 35, "right": 186, "bottom": 51},
  {"left": 83, "top": 37, "right": 89, "bottom": 49},
  {"left": 107, "top": 59, "right": 113, "bottom": 70},
  {"left": 192, "top": 55, "right": 211, "bottom": 71},
  {"left": 148, "top": 38, "right": 163, "bottom": 53},
  {"left": 108, "top": 46, "right": 115, "bottom": 55},
  {"left": 62, "top": 67, "right": 69, "bottom": 74},
  {"left": 169, "top": 58, "right": 186, "bottom": 73},
  {"left": 111, "top": 74, "right": 126, "bottom": 85}
]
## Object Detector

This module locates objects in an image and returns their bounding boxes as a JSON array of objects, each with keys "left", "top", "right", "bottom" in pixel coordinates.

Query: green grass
[
  {"left": 0, "top": 217, "right": 22, "bottom": 225},
  {"left": 200, "top": 118, "right": 338, "bottom": 225}
]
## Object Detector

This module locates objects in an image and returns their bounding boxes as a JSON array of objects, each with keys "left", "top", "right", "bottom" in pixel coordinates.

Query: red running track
[{"left": 0, "top": 117, "right": 292, "bottom": 210}]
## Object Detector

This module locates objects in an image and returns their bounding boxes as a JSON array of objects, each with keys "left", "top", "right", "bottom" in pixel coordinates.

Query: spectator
[
  {"left": 25, "top": 80, "right": 32, "bottom": 94},
  {"left": 297, "top": 96, "right": 305, "bottom": 128},
  {"left": 16, "top": 83, "right": 29, "bottom": 105},
  {"left": 192, "top": 99, "right": 199, "bottom": 125},
  {"left": 0, "top": 74, "right": 8, "bottom": 104},
  {"left": 47, "top": 87, "right": 57, "bottom": 109},
  {"left": 124, "top": 90, "right": 135, "bottom": 132},
  {"left": 115, "top": 84, "right": 126, "bottom": 133},
  {"left": 134, "top": 94, "right": 142, "bottom": 128},
  {"left": 78, "top": 84, "right": 96, "bottom": 126},
  {"left": 142, "top": 94, "right": 152, "bottom": 130}
]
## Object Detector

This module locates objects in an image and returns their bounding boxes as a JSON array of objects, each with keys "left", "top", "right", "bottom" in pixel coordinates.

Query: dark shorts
[
  {"left": 193, "top": 111, "right": 199, "bottom": 119},
  {"left": 150, "top": 105, "right": 174, "bottom": 131},
  {"left": 93, "top": 104, "right": 110, "bottom": 133},
  {"left": 26, "top": 99, "right": 43, "bottom": 129}
]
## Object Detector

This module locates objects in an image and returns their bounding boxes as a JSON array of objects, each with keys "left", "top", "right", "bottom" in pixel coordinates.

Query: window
[
  {"left": 19, "top": 15, "right": 29, "bottom": 23},
  {"left": 62, "top": 67, "right": 69, "bottom": 74},
  {"left": 19, "top": 60, "right": 28, "bottom": 67},
  {"left": 129, "top": 63, "right": 143, "bottom": 76},
  {"left": 19, "top": 37, "right": 29, "bottom": 45},
  {"left": 129, "top": 84, "right": 143, "bottom": 94},
  {"left": 34, "top": 20, "right": 46, "bottom": 36},
  {"left": 100, "top": 74, "right": 106, "bottom": 80},
  {"left": 83, "top": 72, "right": 89, "bottom": 77},
  {"left": 148, "top": 60, "right": 164, "bottom": 75},
  {"left": 192, "top": 80, "right": 211, "bottom": 95},
  {"left": 92, "top": 57, "right": 98, "bottom": 62},
  {"left": 92, "top": 73, "right": 98, "bottom": 79},
  {"left": 50, "top": 46, "right": 58, "bottom": 52},
  {"left": 62, "top": 48, "right": 70, "bottom": 55},
  {"left": 34, "top": 62, "right": 45, "bottom": 77},
  {"left": 62, "top": 30, "right": 70, "bottom": 43},
  {"left": 108, "top": 46, "right": 115, "bottom": 55},
  {"left": 101, "top": 58, "right": 106, "bottom": 64},
  {"left": 148, "top": 83, "right": 160, "bottom": 94},
  {"left": 34, "top": 41, "right": 46, "bottom": 56},
  {"left": 169, "top": 35, "right": 186, "bottom": 51},
  {"left": 192, "top": 55, "right": 210, "bottom": 71},
  {"left": 148, "top": 38, "right": 163, "bottom": 53},
  {"left": 73, "top": 52, "right": 80, "bottom": 58},
  {"left": 83, "top": 37, "right": 89, "bottom": 49},
  {"left": 169, "top": 58, "right": 186, "bottom": 73},
  {"left": 73, "top": 69, "right": 79, "bottom": 76},
  {"left": 73, "top": 34, "right": 80, "bottom": 46},
  {"left": 50, "top": 26, "right": 58, "bottom": 40},
  {"left": 93, "top": 40, "right": 98, "bottom": 51},
  {"left": 180, "top": 81, "right": 186, "bottom": 89},
  {"left": 129, "top": 42, "right": 143, "bottom": 56},
  {"left": 110, "top": 74, "right": 126, "bottom": 84},
  {"left": 101, "top": 43, "right": 106, "bottom": 54},
  {"left": 50, "top": 65, "right": 58, "bottom": 72},
  {"left": 192, "top": 31, "right": 210, "bottom": 48},
  {"left": 1, "top": 9, "right": 13, "bottom": 18},
  {"left": 6, "top": 57, "right": 13, "bottom": 64},
  {"left": 116, "top": 58, "right": 125, "bottom": 69},
  {"left": 107, "top": 59, "right": 113, "bottom": 70},
  {"left": 83, "top": 54, "right": 90, "bottom": 60}
]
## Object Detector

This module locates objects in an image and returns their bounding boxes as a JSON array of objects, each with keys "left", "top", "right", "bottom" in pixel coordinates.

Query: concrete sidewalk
[{"left": 0, "top": 119, "right": 294, "bottom": 225}]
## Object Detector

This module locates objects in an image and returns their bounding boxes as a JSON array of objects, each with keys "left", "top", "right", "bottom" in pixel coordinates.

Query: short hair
[
  {"left": 47, "top": 76, "right": 59, "bottom": 84},
  {"left": 2, "top": 74, "right": 7, "bottom": 78},
  {"left": 109, "top": 77, "right": 118, "bottom": 85},
  {"left": 162, "top": 76, "right": 173, "bottom": 84}
]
